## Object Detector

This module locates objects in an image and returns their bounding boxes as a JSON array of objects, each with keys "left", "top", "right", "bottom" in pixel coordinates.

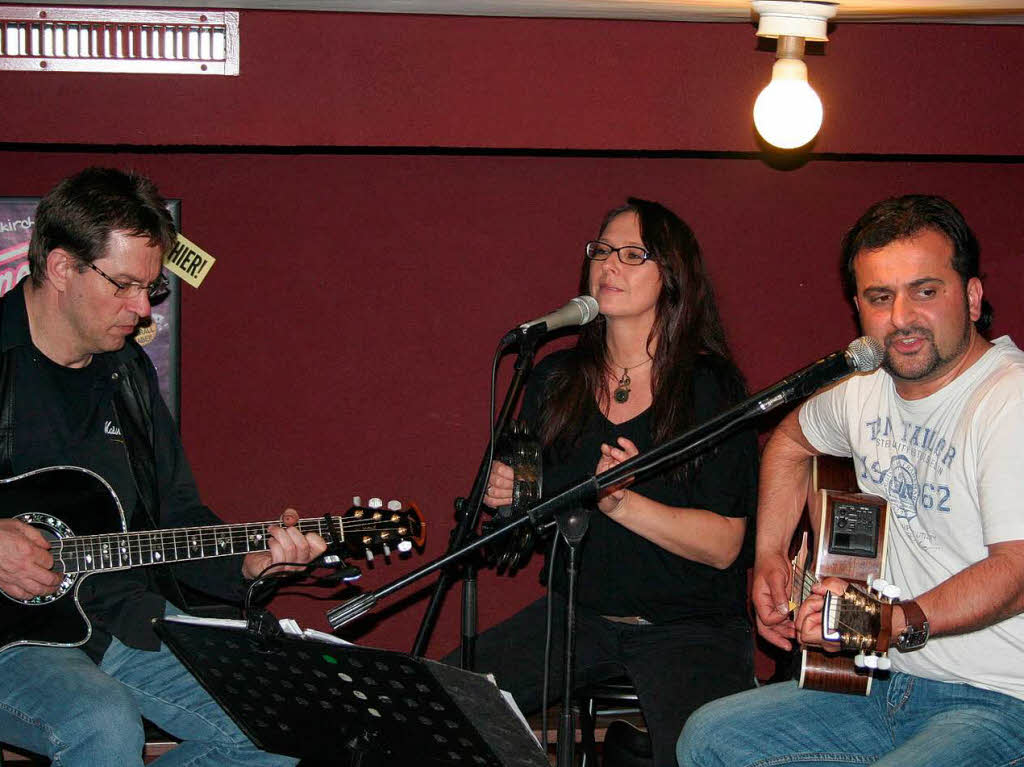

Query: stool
[
  {"left": 0, "top": 718, "right": 179, "bottom": 764},
  {"left": 577, "top": 677, "right": 653, "bottom": 767}
]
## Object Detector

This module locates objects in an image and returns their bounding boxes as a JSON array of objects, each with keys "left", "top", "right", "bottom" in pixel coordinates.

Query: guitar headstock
[
  {"left": 822, "top": 576, "right": 900, "bottom": 672},
  {"left": 341, "top": 497, "right": 426, "bottom": 561}
]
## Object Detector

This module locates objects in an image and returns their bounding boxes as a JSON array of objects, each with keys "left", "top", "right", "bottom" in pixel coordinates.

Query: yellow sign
[{"left": 165, "top": 233, "right": 216, "bottom": 288}]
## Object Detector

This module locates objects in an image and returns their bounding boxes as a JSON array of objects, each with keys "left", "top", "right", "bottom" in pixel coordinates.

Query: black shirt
[
  {"left": 0, "top": 281, "right": 245, "bottom": 661},
  {"left": 523, "top": 349, "right": 757, "bottom": 623}
]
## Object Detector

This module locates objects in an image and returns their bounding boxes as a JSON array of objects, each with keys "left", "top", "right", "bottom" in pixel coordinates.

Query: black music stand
[{"left": 153, "top": 617, "right": 548, "bottom": 767}]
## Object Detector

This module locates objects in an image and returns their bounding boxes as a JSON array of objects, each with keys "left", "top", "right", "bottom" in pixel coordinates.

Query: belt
[{"left": 602, "top": 615, "right": 652, "bottom": 626}]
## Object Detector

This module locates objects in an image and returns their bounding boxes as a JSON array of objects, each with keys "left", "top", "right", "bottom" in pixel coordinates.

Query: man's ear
[
  {"left": 47, "top": 248, "right": 76, "bottom": 292},
  {"left": 966, "top": 277, "right": 983, "bottom": 323}
]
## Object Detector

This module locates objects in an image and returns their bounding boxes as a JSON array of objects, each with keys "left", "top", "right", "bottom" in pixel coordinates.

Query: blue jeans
[
  {"left": 0, "top": 611, "right": 297, "bottom": 766},
  {"left": 677, "top": 675, "right": 1024, "bottom": 767}
]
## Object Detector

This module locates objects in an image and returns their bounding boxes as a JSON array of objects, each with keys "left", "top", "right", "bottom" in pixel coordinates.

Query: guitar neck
[{"left": 51, "top": 518, "right": 338, "bottom": 575}]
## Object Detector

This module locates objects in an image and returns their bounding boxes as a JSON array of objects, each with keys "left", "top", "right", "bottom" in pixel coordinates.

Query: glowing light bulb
[{"left": 753, "top": 57, "right": 823, "bottom": 149}]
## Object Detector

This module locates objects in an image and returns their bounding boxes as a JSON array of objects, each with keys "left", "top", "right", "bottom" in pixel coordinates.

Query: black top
[
  {"left": 523, "top": 349, "right": 757, "bottom": 623},
  {"left": 0, "top": 281, "right": 244, "bottom": 661}
]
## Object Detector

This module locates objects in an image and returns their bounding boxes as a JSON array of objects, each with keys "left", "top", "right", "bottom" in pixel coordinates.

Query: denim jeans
[
  {"left": 0, "top": 609, "right": 297, "bottom": 767},
  {"left": 677, "top": 674, "right": 1024, "bottom": 767}
]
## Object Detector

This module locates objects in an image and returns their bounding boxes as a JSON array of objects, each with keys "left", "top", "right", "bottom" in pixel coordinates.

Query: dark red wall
[
  {"left": 1, "top": 12, "right": 1022, "bottom": 659},
  {"left": 2, "top": 13, "right": 1022, "bottom": 153}
]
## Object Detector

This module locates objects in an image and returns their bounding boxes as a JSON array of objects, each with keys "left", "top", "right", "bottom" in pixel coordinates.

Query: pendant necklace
[{"left": 612, "top": 357, "right": 652, "bottom": 404}]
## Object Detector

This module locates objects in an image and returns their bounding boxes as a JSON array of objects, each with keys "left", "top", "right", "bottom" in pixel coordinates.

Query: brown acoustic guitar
[{"left": 790, "top": 455, "right": 897, "bottom": 695}]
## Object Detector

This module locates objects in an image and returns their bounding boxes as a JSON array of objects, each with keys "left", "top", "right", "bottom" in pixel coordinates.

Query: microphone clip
[{"left": 499, "top": 322, "right": 546, "bottom": 350}]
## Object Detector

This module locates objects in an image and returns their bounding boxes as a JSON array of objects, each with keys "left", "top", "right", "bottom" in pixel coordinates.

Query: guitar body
[
  {"left": 798, "top": 456, "right": 890, "bottom": 695},
  {"left": 0, "top": 465, "right": 426, "bottom": 655},
  {"left": 0, "top": 466, "right": 126, "bottom": 652}
]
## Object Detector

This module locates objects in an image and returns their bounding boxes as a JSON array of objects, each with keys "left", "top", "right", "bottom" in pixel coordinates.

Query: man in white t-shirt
[{"left": 677, "top": 195, "right": 1024, "bottom": 767}]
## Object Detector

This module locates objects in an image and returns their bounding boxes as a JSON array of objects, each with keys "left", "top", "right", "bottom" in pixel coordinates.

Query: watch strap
[{"left": 897, "top": 599, "right": 929, "bottom": 651}]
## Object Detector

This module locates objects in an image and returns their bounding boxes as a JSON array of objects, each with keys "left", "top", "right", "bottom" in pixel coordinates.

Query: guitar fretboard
[{"left": 50, "top": 518, "right": 339, "bottom": 575}]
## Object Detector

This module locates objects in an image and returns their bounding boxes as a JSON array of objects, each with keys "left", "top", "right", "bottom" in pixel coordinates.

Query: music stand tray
[{"left": 153, "top": 617, "right": 547, "bottom": 767}]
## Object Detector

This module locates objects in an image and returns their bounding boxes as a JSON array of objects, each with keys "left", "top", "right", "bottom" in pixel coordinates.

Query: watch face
[{"left": 898, "top": 627, "right": 929, "bottom": 651}]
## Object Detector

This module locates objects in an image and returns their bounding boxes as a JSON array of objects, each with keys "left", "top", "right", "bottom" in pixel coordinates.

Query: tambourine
[{"left": 482, "top": 420, "right": 543, "bottom": 574}]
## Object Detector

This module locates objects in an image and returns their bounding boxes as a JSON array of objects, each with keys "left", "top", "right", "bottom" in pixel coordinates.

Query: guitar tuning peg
[
  {"left": 397, "top": 540, "right": 413, "bottom": 553},
  {"left": 871, "top": 577, "right": 889, "bottom": 595},
  {"left": 854, "top": 653, "right": 866, "bottom": 668},
  {"left": 387, "top": 499, "right": 402, "bottom": 511},
  {"left": 382, "top": 543, "right": 391, "bottom": 558},
  {"left": 352, "top": 496, "right": 362, "bottom": 507},
  {"left": 866, "top": 573, "right": 875, "bottom": 589},
  {"left": 882, "top": 584, "right": 902, "bottom": 600},
  {"left": 876, "top": 655, "right": 892, "bottom": 671},
  {"left": 863, "top": 654, "right": 879, "bottom": 670},
  {"left": 368, "top": 497, "right": 383, "bottom": 509},
  {"left": 364, "top": 549, "right": 374, "bottom": 562}
]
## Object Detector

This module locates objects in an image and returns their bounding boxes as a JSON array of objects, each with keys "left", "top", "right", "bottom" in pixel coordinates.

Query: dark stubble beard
[{"left": 881, "top": 295, "right": 973, "bottom": 383}]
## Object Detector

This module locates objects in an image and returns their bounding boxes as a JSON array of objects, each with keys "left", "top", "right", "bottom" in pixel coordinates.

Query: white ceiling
[{"left": 27, "top": 0, "right": 1024, "bottom": 23}]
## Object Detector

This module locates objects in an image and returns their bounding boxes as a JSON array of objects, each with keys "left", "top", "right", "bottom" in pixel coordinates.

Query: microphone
[
  {"left": 751, "top": 336, "right": 884, "bottom": 413},
  {"left": 501, "top": 295, "right": 600, "bottom": 346}
]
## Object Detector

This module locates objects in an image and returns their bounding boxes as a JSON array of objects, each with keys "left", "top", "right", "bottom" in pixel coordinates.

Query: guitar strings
[
  {"left": 48, "top": 517, "right": 410, "bottom": 549},
  {"left": 49, "top": 517, "right": 417, "bottom": 572},
  {"left": 789, "top": 567, "right": 818, "bottom": 608}
]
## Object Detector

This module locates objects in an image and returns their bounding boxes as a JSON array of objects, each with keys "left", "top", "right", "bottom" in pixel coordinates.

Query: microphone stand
[
  {"left": 332, "top": 351, "right": 857, "bottom": 763},
  {"left": 410, "top": 332, "right": 542, "bottom": 665},
  {"left": 553, "top": 505, "right": 589, "bottom": 767},
  {"left": 331, "top": 342, "right": 865, "bottom": 627}
]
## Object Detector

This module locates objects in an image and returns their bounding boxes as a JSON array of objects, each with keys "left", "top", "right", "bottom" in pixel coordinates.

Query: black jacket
[{"left": 0, "top": 280, "right": 244, "bottom": 660}]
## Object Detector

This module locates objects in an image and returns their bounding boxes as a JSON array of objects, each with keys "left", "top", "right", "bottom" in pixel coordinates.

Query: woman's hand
[
  {"left": 595, "top": 436, "right": 639, "bottom": 514},
  {"left": 482, "top": 460, "right": 515, "bottom": 509}
]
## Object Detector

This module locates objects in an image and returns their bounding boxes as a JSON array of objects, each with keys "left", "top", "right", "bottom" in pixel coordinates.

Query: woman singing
[{"left": 466, "top": 198, "right": 756, "bottom": 765}]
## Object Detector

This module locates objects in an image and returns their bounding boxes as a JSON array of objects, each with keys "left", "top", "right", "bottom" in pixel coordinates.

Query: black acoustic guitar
[{"left": 0, "top": 465, "right": 425, "bottom": 653}]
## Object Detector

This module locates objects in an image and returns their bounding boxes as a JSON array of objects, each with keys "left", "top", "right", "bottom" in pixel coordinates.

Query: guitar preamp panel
[{"left": 828, "top": 501, "right": 879, "bottom": 558}]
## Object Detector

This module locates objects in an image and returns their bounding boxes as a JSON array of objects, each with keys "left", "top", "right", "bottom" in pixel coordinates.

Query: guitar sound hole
[{"left": 1, "top": 513, "right": 78, "bottom": 605}]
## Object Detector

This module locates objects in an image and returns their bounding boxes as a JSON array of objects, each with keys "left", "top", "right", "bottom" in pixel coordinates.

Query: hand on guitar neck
[
  {"left": 240, "top": 507, "right": 327, "bottom": 580},
  {"left": 792, "top": 576, "right": 856, "bottom": 651}
]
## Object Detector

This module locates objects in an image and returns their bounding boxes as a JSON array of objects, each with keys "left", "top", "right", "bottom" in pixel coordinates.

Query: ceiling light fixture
[{"left": 752, "top": 1, "right": 837, "bottom": 149}]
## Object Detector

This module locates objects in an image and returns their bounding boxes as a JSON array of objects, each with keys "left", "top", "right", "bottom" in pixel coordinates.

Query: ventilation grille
[{"left": 0, "top": 7, "right": 239, "bottom": 74}]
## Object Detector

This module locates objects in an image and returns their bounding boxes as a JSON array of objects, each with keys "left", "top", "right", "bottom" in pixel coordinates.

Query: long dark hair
[{"left": 538, "top": 197, "right": 746, "bottom": 467}]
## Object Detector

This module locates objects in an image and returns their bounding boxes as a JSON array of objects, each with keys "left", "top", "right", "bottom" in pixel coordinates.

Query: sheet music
[{"left": 163, "top": 613, "right": 354, "bottom": 645}]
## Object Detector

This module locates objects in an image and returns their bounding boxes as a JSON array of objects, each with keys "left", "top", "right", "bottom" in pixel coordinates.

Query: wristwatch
[{"left": 895, "top": 599, "right": 930, "bottom": 652}]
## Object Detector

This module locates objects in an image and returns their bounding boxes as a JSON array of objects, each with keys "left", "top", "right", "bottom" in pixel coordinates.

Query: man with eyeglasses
[{"left": 0, "top": 167, "right": 325, "bottom": 766}]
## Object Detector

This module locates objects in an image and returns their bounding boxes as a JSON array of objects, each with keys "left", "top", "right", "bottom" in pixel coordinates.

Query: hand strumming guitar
[
  {"left": 0, "top": 519, "right": 63, "bottom": 600},
  {"left": 751, "top": 552, "right": 798, "bottom": 651},
  {"left": 241, "top": 508, "right": 328, "bottom": 580}
]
